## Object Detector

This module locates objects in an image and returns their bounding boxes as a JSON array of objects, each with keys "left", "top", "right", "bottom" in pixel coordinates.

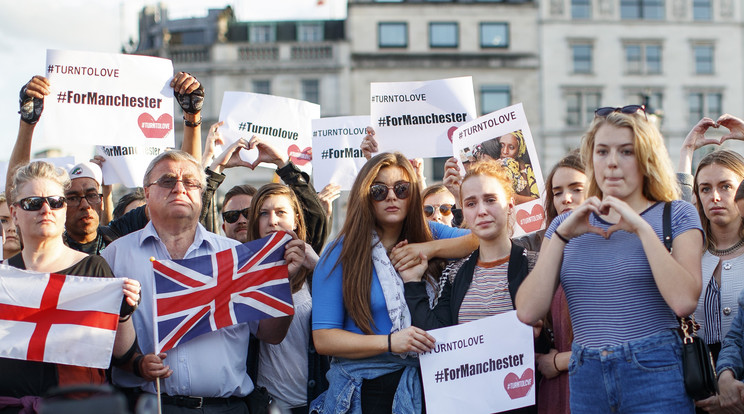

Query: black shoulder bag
[{"left": 662, "top": 202, "right": 718, "bottom": 400}]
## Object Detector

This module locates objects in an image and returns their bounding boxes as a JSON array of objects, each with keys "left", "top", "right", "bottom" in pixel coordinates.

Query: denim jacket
[
  {"left": 716, "top": 288, "right": 744, "bottom": 378},
  {"left": 309, "top": 352, "right": 422, "bottom": 414}
]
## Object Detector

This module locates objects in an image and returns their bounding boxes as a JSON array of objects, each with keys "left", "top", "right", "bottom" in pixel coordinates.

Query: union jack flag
[{"left": 152, "top": 231, "right": 295, "bottom": 353}]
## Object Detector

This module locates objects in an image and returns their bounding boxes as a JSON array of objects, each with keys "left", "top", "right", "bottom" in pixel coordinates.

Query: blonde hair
[
  {"left": 580, "top": 111, "right": 678, "bottom": 202},
  {"left": 10, "top": 161, "right": 71, "bottom": 203},
  {"left": 694, "top": 149, "right": 744, "bottom": 251},
  {"left": 460, "top": 160, "right": 516, "bottom": 235}
]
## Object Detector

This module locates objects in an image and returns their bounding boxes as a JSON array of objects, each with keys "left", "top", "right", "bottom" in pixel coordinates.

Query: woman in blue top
[
  {"left": 311, "top": 152, "right": 439, "bottom": 414},
  {"left": 516, "top": 106, "right": 704, "bottom": 414}
]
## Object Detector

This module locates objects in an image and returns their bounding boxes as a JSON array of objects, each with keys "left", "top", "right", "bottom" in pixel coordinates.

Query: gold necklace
[{"left": 709, "top": 238, "right": 744, "bottom": 257}]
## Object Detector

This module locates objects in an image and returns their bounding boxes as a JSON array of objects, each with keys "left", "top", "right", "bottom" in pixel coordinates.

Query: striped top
[
  {"left": 546, "top": 200, "right": 703, "bottom": 348},
  {"left": 702, "top": 276, "right": 722, "bottom": 344},
  {"left": 457, "top": 256, "right": 513, "bottom": 324}
]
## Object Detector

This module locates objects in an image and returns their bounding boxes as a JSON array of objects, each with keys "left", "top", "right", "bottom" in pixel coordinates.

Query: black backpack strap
[{"left": 663, "top": 201, "right": 673, "bottom": 252}]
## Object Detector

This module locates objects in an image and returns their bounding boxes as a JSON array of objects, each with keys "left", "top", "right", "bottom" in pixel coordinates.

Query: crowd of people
[{"left": 6, "top": 69, "right": 744, "bottom": 414}]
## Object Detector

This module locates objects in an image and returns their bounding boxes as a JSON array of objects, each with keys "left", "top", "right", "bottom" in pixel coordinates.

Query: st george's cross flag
[
  {"left": 0, "top": 265, "right": 123, "bottom": 369},
  {"left": 152, "top": 231, "right": 295, "bottom": 353}
]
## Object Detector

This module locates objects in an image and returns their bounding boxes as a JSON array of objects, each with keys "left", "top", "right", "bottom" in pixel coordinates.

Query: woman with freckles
[{"left": 516, "top": 106, "right": 704, "bottom": 413}]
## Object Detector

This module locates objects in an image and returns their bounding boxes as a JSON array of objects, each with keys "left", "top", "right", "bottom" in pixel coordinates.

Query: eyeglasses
[
  {"left": 147, "top": 176, "right": 203, "bottom": 190},
  {"left": 424, "top": 204, "right": 453, "bottom": 217},
  {"left": 15, "top": 196, "right": 66, "bottom": 211},
  {"left": 594, "top": 105, "right": 647, "bottom": 120},
  {"left": 66, "top": 193, "right": 103, "bottom": 206},
  {"left": 370, "top": 182, "right": 411, "bottom": 202},
  {"left": 222, "top": 208, "right": 250, "bottom": 224}
]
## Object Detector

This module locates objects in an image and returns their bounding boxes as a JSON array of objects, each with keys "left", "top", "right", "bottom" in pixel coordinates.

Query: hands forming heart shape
[
  {"left": 560, "top": 196, "right": 650, "bottom": 241},
  {"left": 685, "top": 114, "right": 744, "bottom": 150}
]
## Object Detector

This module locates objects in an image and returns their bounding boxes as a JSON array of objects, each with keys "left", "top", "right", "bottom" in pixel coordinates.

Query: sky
[{"left": 0, "top": 0, "right": 236, "bottom": 162}]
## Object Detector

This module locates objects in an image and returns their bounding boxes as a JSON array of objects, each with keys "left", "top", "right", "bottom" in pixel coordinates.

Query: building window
[
  {"left": 694, "top": 45, "right": 714, "bottom": 74},
  {"left": 378, "top": 22, "right": 407, "bottom": 48},
  {"left": 298, "top": 23, "right": 324, "bottom": 42},
  {"left": 480, "top": 23, "right": 509, "bottom": 48},
  {"left": 566, "top": 91, "right": 601, "bottom": 126},
  {"left": 250, "top": 24, "right": 276, "bottom": 43},
  {"left": 302, "top": 79, "right": 320, "bottom": 104},
  {"left": 625, "top": 43, "right": 662, "bottom": 74},
  {"left": 429, "top": 22, "right": 458, "bottom": 48},
  {"left": 572, "top": 44, "right": 593, "bottom": 74},
  {"left": 689, "top": 92, "right": 722, "bottom": 123},
  {"left": 693, "top": 0, "right": 712, "bottom": 21},
  {"left": 572, "top": 0, "right": 591, "bottom": 19},
  {"left": 480, "top": 85, "right": 511, "bottom": 115},
  {"left": 626, "top": 91, "right": 663, "bottom": 114},
  {"left": 620, "top": 0, "right": 665, "bottom": 20},
  {"left": 252, "top": 80, "right": 271, "bottom": 95}
]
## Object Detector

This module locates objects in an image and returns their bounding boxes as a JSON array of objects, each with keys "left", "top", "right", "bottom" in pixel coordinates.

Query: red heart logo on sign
[
  {"left": 503, "top": 368, "right": 534, "bottom": 400},
  {"left": 288, "top": 145, "right": 312, "bottom": 166},
  {"left": 515, "top": 204, "right": 545, "bottom": 233},
  {"left": 137, "top": 113, "right": 173, "bottom": 139},
  {"left": 447, "top": 126, "right": 457, "bottom": 143}
]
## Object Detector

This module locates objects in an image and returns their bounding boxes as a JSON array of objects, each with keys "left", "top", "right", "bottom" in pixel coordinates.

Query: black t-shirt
[{"left": 0, "top": 255, "right": 114, "bottom": 401}]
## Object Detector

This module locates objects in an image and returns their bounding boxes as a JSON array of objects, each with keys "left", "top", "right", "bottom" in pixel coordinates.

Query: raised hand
[
  {"left": 443, "top": 157, "right": 462, "bottom": 202},
  {"left": 361, "top": 127, "right": 378, "bottom": 160},
  {"left": 718, "top": 114, "right": 744, "bottom": 143},
  {"left": 555, "top": 197, "right": 606, "bottom": 240},
  {"left": 201, "top": 121, "right": 225, "bottom": 169},
  {"left": 317, "top": 183, "right": 341, "bottom": 218},
  {"left": 247, "top": 136, "right": 289, "bottom": 169},
  {"left": 19, "top": 76, "right": 50, "bottom": 124},
  {"left": 209, "top": 136, "right": 253, "bottom": 173}
]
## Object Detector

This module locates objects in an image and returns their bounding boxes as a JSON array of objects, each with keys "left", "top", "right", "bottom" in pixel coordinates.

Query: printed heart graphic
[
  {"left": 288, "top": 145, "right": 312, "bottom": 166},
  {"left": 447, "top": 126, "right": 457, "bottom": 143},
  {"left": 138, "top": 113, "right": 173, "bottom": 139},
  {"left": 515, "top": 204, "right": 545, "bottom": 233},
  {"left": 503, "top": 368, "right": 534, "bottom": 400}
]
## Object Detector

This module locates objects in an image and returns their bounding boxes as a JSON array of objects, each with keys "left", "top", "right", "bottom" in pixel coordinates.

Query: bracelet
[
  {"left": 132, "top": 354, "right": 145, "bottom": 378},
  {"left": 183, "top": 116, "right": 202, "bottom": 127},
  {"left": 388, "top": 333, "right": 392, "bottom": 353},
  {"left": 119, "top": 313, "right": 131, "bottom": 323},
  {"left": 553, "top": 352, "right": 561, "bottom": 372},
  {"left": 553, "top": 229, "right": 570, "bottom": 244}
]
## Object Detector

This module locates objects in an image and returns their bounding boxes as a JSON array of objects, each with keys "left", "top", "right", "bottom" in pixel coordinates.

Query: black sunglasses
[
  {"left": 15, "top": 196, "right": 67, "bottom": 211},
  {"left": 66, "top": 193, "right": 103, "bottom": 206},
  {"left": 147, "top": 176, "right": 203, "bottom": 190},
  {"left": 222, "top": 207, "right": 250, "bottom": 224},
  {"left": 594, "top": 105, "right": 647, "bottom": 120},
  {"left": 424, "top": 204, "right": 453, "bottom": 217},
  {"left": 370, "top": 182, "right": 411, "bottom": 202}
]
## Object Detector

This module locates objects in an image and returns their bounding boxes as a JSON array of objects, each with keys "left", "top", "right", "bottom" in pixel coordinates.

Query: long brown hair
[
  {"left": 248, "top": 183, "right": 308, "bottom": 293},
  {"left": 544, "top": 150, "right": 585, "bottom": 226},
  {"left": 326, "top": 152, "right": 434, "bottom": 335},
  {"left": 693, "top": 149, "right": 744, "bottom": 251}
]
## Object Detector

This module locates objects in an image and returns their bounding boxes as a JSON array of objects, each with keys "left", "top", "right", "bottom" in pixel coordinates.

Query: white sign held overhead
[
  {"left": 419, "top": 311, "right": 535, "bottom": 414},
  {"left": 95, "top": 146, "right": 166, "bottom": 188},
  {"left": 43, "top": 49, "right": 175, "bottom": 148},
  {"left": 311, "top": 116, "right": 370, "bottom": 191},
  {"left": 452, "top": 103, "right": 545, "bottom": 238},
  {"left": 218, "top": 92, "right": 320, "bottom": 175},
  {"left": 370, "top": 76, "right": 476, "bottom": 159}
]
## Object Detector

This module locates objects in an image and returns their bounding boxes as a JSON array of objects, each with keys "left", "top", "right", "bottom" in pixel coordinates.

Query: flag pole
[{"left": 150, "top": 256, "right": 162, "bottom": 414}]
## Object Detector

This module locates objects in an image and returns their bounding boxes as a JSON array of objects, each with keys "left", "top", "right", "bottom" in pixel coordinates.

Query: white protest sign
[
  {"left": 0, "top": 162, "right": 7, "bottom": 194},
  {"left": 95, "top": 146, "right": 166, "bottom": 188},
  {"left": 218, "top": 92, "right": 320, "bottom": 175},
  {"left": 452, "top": 103, "right": 545, "bottom": 238},
  {"left": 43, "top": 49, "right": 175, "bottom": 147},
  {"left": 370, "top": 76, "right": 476, "bottom": 158},
  {"left": 420, "top": 311, "right": 535, "bottom": 414},
  {"left": 311, "top": 116, "right": 369, "bottom": 191}
]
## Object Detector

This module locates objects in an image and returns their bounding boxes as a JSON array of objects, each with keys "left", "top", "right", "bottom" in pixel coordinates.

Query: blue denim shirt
[
  {"left": 717, "top": 288, "right": 744, "bottom": 378},
  {"left": 309, "top": 353, "right": 422, "bottom": 414}
]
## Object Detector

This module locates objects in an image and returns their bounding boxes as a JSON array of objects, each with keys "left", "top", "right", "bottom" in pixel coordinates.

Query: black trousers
[{"left": 360, "top": 368, "right": 405, "bottom": 413}]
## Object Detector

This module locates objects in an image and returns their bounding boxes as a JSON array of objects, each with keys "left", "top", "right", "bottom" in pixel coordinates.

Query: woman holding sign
[
  {"left": 0, "top": 161, "right": 142, "bottom": 408},
  {"left": 311, "top": 152, "right": 440, "bottom": 413},
  {"left": 516, "top": 106, "right": 703, "bottom": 413}
]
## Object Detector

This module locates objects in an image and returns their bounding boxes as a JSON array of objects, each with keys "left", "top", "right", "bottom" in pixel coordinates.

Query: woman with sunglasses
[
  {"left": 422, "top": 184, "right": 456, "bottom": 227},
  {"left": 0, "top": 161, "right": 142, "bottom": 408},
  {"left": 0, "top": 192, "right": 21, "bottom": 260},
  {"left": 516, "top": 105, "right": 703, "bottom": 413},
  {"left": 311, "top": 152, "right": 441, "bottom": 413}
]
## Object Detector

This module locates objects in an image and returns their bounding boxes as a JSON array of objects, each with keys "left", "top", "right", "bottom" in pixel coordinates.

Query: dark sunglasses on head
[
  {"left": 222, "top": 207, "right": 250, "bottom": 224},
  {"left": 424, "top": 204, "right": 453, "bottom": 217},
  {"left": 15, "top": 196, "right": 66, "bottom": 211},
  {"left": 370, "top": 182, "right": 411, "bottom": 202},
  {"left": 594, "top": 105, "right": 647, "bottom": 120},
  {"left": 147, "top": 176, "right": 203, "bottom": 190}
]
